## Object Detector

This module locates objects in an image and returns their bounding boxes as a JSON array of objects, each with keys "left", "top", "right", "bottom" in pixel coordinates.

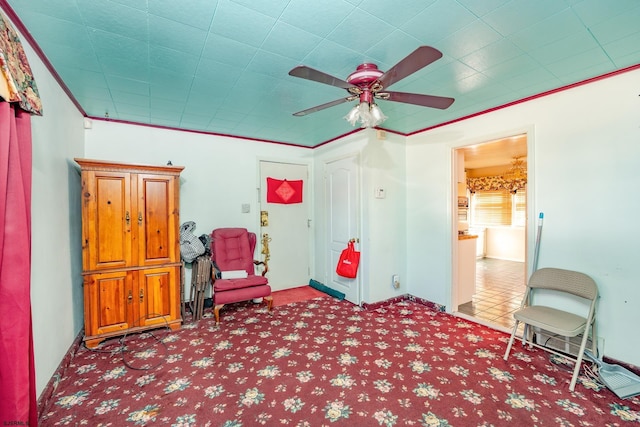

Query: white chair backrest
[{"left": 528, "top": 267, "right": 598, "bottom": 301}]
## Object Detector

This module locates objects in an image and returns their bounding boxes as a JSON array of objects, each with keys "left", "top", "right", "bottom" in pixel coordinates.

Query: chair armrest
[{"left": 211, "top": 262, "right": 221, "bottom": 281}]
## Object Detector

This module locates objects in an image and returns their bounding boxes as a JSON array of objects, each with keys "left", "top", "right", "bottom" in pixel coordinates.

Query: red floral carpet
[
  {"left": 40, "top": 296, "right": 639, "bottom": 426},
  {"left": 271, "top": 285, "right": 326, "bottom": 307}
]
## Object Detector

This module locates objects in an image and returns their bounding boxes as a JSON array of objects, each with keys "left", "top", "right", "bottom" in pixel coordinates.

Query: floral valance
[
  {"left": 0, "top": 12, "right": 42, "bottom": 115},
  {"left": 467, "top": 175, "right": 526, "bottom": 193}
]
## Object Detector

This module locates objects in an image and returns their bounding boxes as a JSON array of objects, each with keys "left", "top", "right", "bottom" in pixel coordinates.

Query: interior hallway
[{"left": 458, "top": 258, "right": 526, "bottom": 330}]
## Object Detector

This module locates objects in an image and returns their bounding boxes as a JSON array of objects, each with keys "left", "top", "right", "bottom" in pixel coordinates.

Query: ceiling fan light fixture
[
  {"left": 344, "top": 104, "right": 360, "bottom": 126},
  {"left": 370, "top": 103, "right": 387, "bottom": 125},
  {"left": 344, "top": 102, "right": 387, "bottom": 128}
]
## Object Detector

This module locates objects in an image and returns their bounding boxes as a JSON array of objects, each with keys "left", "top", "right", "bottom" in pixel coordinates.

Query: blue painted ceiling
[{"left": 3, "top": 0, "right": 640, "bottom": 147}]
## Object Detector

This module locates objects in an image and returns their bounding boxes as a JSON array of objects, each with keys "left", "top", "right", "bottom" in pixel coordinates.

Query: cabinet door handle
[
  {"left": 125, "top": 211, "right": 130, "bottom": 225},
  {"left": 139, "top": 289, "right": 144, "bottom": 302},
  {"left": 138, "top": 212, "right": 143, "bottom": 224},
  {"left": 127, "top": 290, "right": 133, "bottom": 304}
]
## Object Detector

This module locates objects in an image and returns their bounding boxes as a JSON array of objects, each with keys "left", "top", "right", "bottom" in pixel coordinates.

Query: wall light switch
[
  {"left": 375, "top": 188, "right": 386, "bottom": 199},
  {"left": 241, "top": 203, "right": 250, "bottom": 213}
]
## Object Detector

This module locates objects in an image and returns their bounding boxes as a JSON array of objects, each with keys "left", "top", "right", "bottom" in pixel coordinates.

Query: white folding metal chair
[{"left": 503, "top": 267, "right": 598, "bottom": 391}]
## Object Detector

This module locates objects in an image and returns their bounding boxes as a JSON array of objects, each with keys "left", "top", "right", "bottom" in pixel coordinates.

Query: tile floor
[{"left": 458, "top": 258, "right": 527, "bottom": 330}]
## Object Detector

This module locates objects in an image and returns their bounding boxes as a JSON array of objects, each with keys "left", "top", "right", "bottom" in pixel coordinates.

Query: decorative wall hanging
[
  {"left": 0, "top": 12, "right": 42, "bottom": 115},
  {"left": 266, "top": 177, "right": 303, "bottom": 204}
]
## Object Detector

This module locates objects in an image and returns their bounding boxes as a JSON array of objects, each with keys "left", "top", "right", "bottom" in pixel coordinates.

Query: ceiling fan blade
[
  {"left": 377, "top": 46, "right": 443, "bottom": 89},
  {"left": 382, "top": 91, "right": 455, "bottom": 110},
  {"left": 293, "top": 97, "right": 354, "bottom": 116},
  {"left": 289, "top": 65, "right": 356, "bottom": 90}
]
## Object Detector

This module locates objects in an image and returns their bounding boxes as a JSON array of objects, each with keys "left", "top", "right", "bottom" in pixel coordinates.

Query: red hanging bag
[{"left": 336, "top": 240, "right": 360, "bottom": 278}]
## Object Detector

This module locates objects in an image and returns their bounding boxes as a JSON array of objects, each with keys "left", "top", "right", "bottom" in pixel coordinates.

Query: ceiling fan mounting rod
[{"left": 359, "top": 89, "right": 374, "bottom": 104}]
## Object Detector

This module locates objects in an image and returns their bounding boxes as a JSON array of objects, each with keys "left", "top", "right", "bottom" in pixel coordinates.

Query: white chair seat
[{"left": 514, "top": 305, "right": 586, "bottom": 337}]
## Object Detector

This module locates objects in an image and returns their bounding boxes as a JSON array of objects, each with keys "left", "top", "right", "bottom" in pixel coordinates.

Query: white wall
[
  {"left": 84, "top": 120, "right": 312, "bottom": 236},
  {"left": 362, "top": 132, "right": 407, "bottom": 303},
  {"left": 313, "top": 129, "right": 407, "bottom": 304},
  {"left": 406, "top": 68, "right": 640, "bottom": 366},
  {"left": 406, "top": 140, "right": 454, "bottom": 307},
  {"left": 20, "top": 28, "right": 86, "bottom": 395},
  {"left": 485, "top": 227, "right": 525, "bottom": 262}
]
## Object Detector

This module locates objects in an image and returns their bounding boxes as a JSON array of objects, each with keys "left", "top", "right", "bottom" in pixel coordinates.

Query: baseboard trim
[
  {"left": 407, "top": 295, "right": 446, "bottom": 312},
  {"left": 361, "top": 295, "right": 408, "bottom": 310},
  {"left": 361, "top": 294, "right": 446, "bottom": 312}
]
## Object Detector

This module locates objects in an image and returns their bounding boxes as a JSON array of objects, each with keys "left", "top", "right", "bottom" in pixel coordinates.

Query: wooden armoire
[{"left": 75, "top": 159, "right": 184, "bottom": 348}]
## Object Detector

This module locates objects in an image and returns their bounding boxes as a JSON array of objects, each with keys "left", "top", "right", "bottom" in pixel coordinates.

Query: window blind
[
  {"left": 471, "top": 191, "right": 512, "bottom": 226},
  {"left": 471, "top": 189, "right": 527, "bottom": 226},
  {"left": 513, "top": 189, "right": 527, "bottom": 226}
]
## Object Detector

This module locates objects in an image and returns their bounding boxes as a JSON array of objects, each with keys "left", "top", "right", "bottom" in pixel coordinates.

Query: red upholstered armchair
[{"left": 210, "top": 228, "right": 273, "bottom": 323}]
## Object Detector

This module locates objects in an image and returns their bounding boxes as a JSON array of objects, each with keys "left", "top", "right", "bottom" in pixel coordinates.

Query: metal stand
[
  {"left": 180, "top": 261, "right": 185, "bottom": 320},
  {"left": 189, "top": 255, "right": 211, "bottom": 321}
]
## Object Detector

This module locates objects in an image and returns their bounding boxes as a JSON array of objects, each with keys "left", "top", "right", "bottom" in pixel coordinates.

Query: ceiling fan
[{"left": 288, "top": 46, "right": 454, "bottom": 128}]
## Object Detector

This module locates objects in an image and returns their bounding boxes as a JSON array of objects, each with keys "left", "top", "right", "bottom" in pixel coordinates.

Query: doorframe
[
  {"left": 255, "top": 156, "right": 314, "bottom": 282},
  {"left": 450, "top": 126, "right": 535, "bottom": 314}
]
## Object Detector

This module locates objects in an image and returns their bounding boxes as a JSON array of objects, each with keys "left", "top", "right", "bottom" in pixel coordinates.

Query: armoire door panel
[
  {"left": 85, "top": 271, "right": 133, "bottom": 336},
  {"left": 137, "top": 267, "right": 178, "bottom": 327},
  {"left": 84, "top": 171, "right": 132, "bottom": 271},
  {"left": 137, "top": 174, "right": 177, "bottom": 265}
]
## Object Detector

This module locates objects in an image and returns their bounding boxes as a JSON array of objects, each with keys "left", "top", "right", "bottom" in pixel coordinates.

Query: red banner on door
[{"left": 266, "top": 177, "right": 303, "bottom": 204}]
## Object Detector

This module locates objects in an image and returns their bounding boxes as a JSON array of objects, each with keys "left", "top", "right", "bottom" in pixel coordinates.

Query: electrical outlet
[{"left": 392, "top": 274, "right": 400, "bottom": 289}]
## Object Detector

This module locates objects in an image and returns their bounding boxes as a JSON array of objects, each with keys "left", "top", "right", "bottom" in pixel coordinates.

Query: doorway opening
[{"left": 453, "top": 134, "right": 528, "bottom": 331}]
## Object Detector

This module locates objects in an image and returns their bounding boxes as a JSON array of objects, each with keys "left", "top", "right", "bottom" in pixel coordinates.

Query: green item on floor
[{"left": 309, "top": 279, "right": 345, "bottom": 300}]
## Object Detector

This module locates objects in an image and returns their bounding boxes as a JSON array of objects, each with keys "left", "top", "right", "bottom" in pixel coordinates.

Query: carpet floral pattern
[{"left": 41, "top": 296, "right": 639, "bottom": 426}]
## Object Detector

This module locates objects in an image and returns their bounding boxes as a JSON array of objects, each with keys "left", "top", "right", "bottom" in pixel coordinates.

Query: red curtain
[{"left": 0, "top": 102, "right": 37, "bottom": 426}]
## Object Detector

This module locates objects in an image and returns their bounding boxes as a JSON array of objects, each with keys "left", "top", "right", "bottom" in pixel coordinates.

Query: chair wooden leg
[
  {"left": 214, "top": 304, "right": 224, "bottom": 324},
  {"left": 265, "top": 296, "right": 273, "bottom": 312}
]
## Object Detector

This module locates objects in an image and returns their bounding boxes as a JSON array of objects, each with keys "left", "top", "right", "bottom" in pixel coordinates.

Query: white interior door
[
  {"left": 325, "top": 155, "right": 360, "bottom": 304},
  {"left": 259, "top": 161, "right": 310, "bottom": 291}
]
